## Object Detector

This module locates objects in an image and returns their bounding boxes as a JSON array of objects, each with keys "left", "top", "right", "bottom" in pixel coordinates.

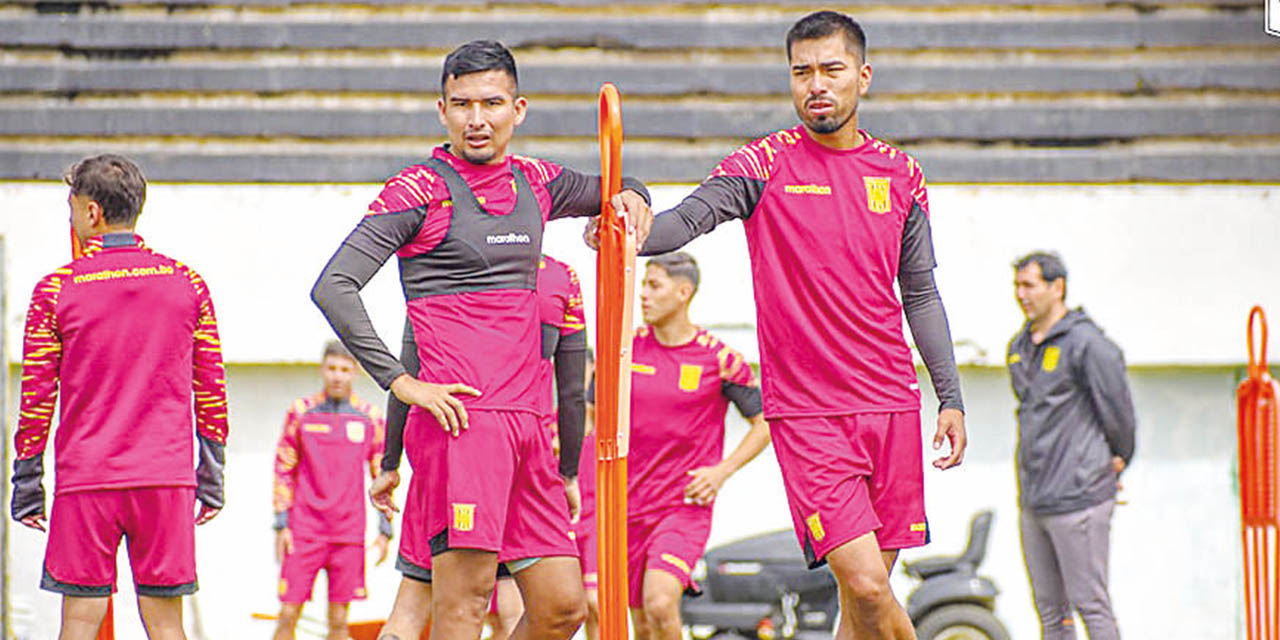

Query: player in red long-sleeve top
[
  {"left": 11, "top": 154, "right": 228, "bottom": 640},
  {"left": 271, "top": 341, "right": 391, "bottom": 640}
]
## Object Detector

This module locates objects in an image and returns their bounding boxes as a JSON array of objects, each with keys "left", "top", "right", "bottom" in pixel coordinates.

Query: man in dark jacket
[{"left": 1009, "top": 251, "right": 1135, "bottom": 640}]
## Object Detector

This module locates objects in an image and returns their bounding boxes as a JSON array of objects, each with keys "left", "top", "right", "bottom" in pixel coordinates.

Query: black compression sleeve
[
  {"left": 547, "top": 167, "right": 651, "bottom": 220},
  {"left": 721, "top": 381, "right": 764, "bottom": 419},
  {"left": 554, "top": 331, "right": 588, "bottom": 477},
  {"left": 639, "top": 176, "right": 763, "bottom": 255},
  {"left": 312, "top": 212, "right": 424, "bottom": 389},
  {"left": 899, "top": 269, "right": 964, "bottom": 413},
  {"left": 382, "top": 319, "right": 419, "bottom": 472}
]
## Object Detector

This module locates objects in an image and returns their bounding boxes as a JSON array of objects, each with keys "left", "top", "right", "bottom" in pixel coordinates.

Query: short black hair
[
  {"left": 785, "top": 10, "right": 868, "bottom": 63},
  {"left": 1014, "top": 251, "right": 1068, "bottom": 300},
  {"left": 323, "top": 340, "right": 356, "bottom": 363},
  {"left": 63, "top": 154, "right": 147, "bottom": 226},
  {"left": 647, "top": 252, "right": 700, "bottom": 294},
  {"left": 441, "top": 39, "right": 519, "bottom": 94}
]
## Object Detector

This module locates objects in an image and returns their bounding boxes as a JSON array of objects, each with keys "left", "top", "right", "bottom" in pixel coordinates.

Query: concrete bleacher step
[
  {"left": 4, "top": 58, "right": 1279, "bottom": 95},
  {"left": 3, "top": 98, "right": 1276, "bottom": 141},
  {"left": 1, "top": 139, "right": 1275, "bottom": 183},
  {"left": 0, "top": 10, "right": 1270, "bottom": 53}
]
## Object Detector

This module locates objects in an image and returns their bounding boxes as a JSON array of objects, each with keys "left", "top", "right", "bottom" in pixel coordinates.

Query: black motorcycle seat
[{"left": 902, "top": 510, "right": 993, "bottom": 579}]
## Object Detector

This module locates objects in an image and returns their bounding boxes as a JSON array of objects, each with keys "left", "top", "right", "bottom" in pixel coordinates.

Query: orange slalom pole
[
  {"left": 594, "top": 82, "right": 635, "bottom": 640},
  {"left": 1238, "top": 306, "right": 1279, "bottom": 640},
  {"left": 70, "top": 225, "right": 114, "bottom": 638}
]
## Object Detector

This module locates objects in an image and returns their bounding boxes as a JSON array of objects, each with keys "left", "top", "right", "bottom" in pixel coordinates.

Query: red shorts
[
  {"left": 769, "top": 412, "right": 928, "bottom": 567},
  {"left": 626, "top": 505, "right": 711, "bottom": 608},
  {"left": 414, "top": 409, "right": 577, "bottom": 563},
  {"left": 279, "top": 538, "right": 366, "bottom": 603},
  {"left": 42, "top": 487, "right": 197, "bottom": 597}
]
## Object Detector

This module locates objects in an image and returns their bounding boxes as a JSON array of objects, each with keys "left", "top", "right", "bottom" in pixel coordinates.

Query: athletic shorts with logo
[
  {"left": 279, "top": 538, "right": 366, "bottom": 603},
  {"left": 627, "top": 504, "right": 711, "bottom": 608},
  {"left": 412, "top": 408, "right": 577, "bottom": 564},
  {"left": 42, "top": 487, "right": 197, "bottom": 596},
  {"left": 769, "top": 411, "right": 928, "bottom": 568}
]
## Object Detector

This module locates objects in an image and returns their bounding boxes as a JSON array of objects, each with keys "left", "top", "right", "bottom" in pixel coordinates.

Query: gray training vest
[{"left": 400, "top": 157, "right": 544, "bottom": 298}]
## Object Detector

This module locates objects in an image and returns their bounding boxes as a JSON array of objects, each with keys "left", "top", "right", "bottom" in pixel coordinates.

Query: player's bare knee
[
  {"left": 277, "top": 603, "right": 303, "bottom": 626},
  {"left": 841, "top": 570, "right": 892, "bottom": 614},
  {"left": 642, "top": 590, "right": 680, "bottom": 628}
]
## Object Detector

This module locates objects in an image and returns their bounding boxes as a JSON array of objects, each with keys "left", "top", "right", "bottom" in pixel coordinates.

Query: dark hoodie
[{"left": 1008, "top": 309, "right": 1136, "bottom": 515}]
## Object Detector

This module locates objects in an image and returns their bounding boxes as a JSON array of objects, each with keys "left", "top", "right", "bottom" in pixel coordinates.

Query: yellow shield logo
[
  {"left": 864, "top": 177, "right": 892, "bottom": 214},
  {"left": 806, "top": 512, "right": 826, "bottom": 542},
  {"left": 346, "top": 421, "right": 365, "bottom": 443},
  {"left": 678, "top": 364, "right": 702, "bottom": 392},
  {"left": 1042, "top": 346, "right": 1061, "bottom": 372},
  {"left": 453, "top": 503, "right": 476, "bottom": 532}
]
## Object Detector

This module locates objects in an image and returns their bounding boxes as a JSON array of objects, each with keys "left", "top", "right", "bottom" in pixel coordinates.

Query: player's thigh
[
  {"left": 43, "top": 490, "right": 123, "bottom": 594},
  {"left": 500, "top": 411, "right": 577, "bottom": 563},
  {"left": 512, "top": 555, "right": 585, "bottom": 618},
  {"left": 323, "top": 543, "right": 368, "bottom": 603},
  {"left": 279, "top": 537, "right": 328, "bottom": 604},
  {"left": 861, "top": 412, "right": 928, "bottom": 551},
  {"left": 768, "top": 416, "right": 879, "bottom": 567},
  {"left": 122, "top": 486, "right": 197, "bottom": 596}
]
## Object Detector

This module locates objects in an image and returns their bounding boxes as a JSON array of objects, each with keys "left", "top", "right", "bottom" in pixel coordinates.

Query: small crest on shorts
[
  {"left": 278, "top": 578, "right": 288, "bottom": 596},
  {"left": 1042, "top": 346, "right": 1061, "bottom": 373},
  {"left": 453, "top": 503, "right": 476, "bottom": 532},
  {"left": 864, "top": 177, "right": 892, "bottom": 214},
  {"left": 661, "top": 553, "right": 692, "bottom": 575},
  {"left": 346, "top": 421, "right": 365, "bottom": 443},
  {"left": 679, "top": 364, "right": 702, "bottom": 391},
  {"left": 806, "top": 512, "right": 826, "bottom": 542},
  {"left": 910, "top": 522, "right": 928, "bottom": 533}
]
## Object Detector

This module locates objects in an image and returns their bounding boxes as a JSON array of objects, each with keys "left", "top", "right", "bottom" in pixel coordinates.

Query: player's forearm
[
  {"left": 196, "top": 434, "right": 226, "bottom": 509},
  {"left": 312, "top": 241, "right": 406, "bottom": 389},
  {"left": 721, "top": 413, "right": 771, "bottom": 474},
  {"left": 382, "top": 319, "right": 419, "bottom": 472},
  {"left": 899, "top": 269, "right": 965, "bottom": 413},
  {"left": 639, "top": 176, "right": 758, "bottom": 256},
  {"left": 554, "top": 334, "right": 588, "bottom": 477},
  {"left": 11, "top": 456, "right": 45, "bottom": 520}
]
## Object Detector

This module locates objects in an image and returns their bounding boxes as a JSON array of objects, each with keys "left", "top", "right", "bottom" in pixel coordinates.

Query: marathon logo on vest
[
  {"left": 783, "top": 184, "right": 832, "bottom": 196},
  {"left": 486, "top": 232, "right": 532, "bottom": 245},
  {"left": 864, "top": 177, "right": 892, "bottom": 214}
]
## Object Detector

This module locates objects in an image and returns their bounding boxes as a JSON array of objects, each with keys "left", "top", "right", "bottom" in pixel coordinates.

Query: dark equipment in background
[{"left": 682, "top": 510, "right": 1009, "bottom": 640}]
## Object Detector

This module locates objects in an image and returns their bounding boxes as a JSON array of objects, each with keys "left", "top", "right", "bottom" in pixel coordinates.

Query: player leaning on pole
[
  {"left": 369, "top": 252, "right": 591, "bottom": 640},
  {"left": 588, "top": 11, "right": 967, "bottom": 640},
  {"left": 271, "top": 340, "right": 393, "bottom": 640},
  {"left": 311, "top": 39, "right": 653, "bottom": 640},
  {"left": 12, "top": 154, "right": 228, "bottom": 640},
  {"left": 626, "top": 252, "right": 771, "bottom": 640}
]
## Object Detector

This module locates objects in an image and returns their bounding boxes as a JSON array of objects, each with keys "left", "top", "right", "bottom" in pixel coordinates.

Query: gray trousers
[{"left": 1019, "top": 498, "right": 1119, "bottom": 640}]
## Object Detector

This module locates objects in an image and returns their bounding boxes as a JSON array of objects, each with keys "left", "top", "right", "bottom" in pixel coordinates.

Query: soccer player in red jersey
[
  {"left": 271, "top": 341, "right": 392, "bottom": 640},
  {"left": 368, "top": 253, "right": 590, "bottom": 640},
  {"left": 617, "top": 12, "right": 969, "bottom": 639},
  {"left": 312, "top": 40, "right": 650, "bottom": 640},
  {"left": 11, "top": 154, "right": 228, "bottom": 639},
  {"left": 627, "top": 253, "right": 770, "bottom": 640}
]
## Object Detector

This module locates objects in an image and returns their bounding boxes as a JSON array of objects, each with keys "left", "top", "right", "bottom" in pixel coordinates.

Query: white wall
[{"left": 1, "top": 183, "right": 1278, "bottom": 366}]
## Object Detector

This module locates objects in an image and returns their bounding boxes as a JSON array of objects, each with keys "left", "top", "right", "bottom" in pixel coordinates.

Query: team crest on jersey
[
  {"left": 1042, "top": 346, "right": 1061, "bottom": 372},
  {"left": 453, "top": 503, "right": 476, "bottom": 532},
  {"left": 678, "top": 364, "right": 702, "bottom": 391},
  {"left": 346, "top": 421, "right": 365, "bottom": 443},
  {"left": 864, "top": 177, "right": 892, "bottom": 214}
]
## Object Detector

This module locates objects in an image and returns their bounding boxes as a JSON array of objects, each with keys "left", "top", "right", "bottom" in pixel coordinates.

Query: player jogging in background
[
  {"left": 272, "top": 340, "right": 392, "bottom": 640},
  {"left": 626, "top": 252, "right": 770, "bottom": 640},
  {"left": 369, "top": 253, "right": 590, "bottom": 640},
  {"left": 11, "top": 153, "right": 228, "bottom": 640},
  {"left": 595, "top": 11, "right": 969, "bottom": 639},
  {"left": 576, "top": 348, "right": 599, "bottom": 640},
  {"left": 312, "top": 39, "right": 651, "bottom": 640}
]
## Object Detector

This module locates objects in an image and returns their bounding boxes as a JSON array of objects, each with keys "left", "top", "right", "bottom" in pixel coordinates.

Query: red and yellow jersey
[
  {"left": 16, "top": 233, "right": 228, "bottom": 494},
  {"left": 273, "top": 392, "right": 385, "bottom": 544},
  {"left": 627, "top": 326, "right": 761, "bottom": 517}
]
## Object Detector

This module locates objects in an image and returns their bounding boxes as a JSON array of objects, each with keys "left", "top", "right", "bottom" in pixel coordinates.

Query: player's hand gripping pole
[
  {"left": 70, "top": 225, "right": 115, "bottom": 639},
  {"left": 1239, "top": 306, "right": 1279, "bottom": 640},
  {"left": 595, "top": 83, "right": 635, "bottom": 640}
]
